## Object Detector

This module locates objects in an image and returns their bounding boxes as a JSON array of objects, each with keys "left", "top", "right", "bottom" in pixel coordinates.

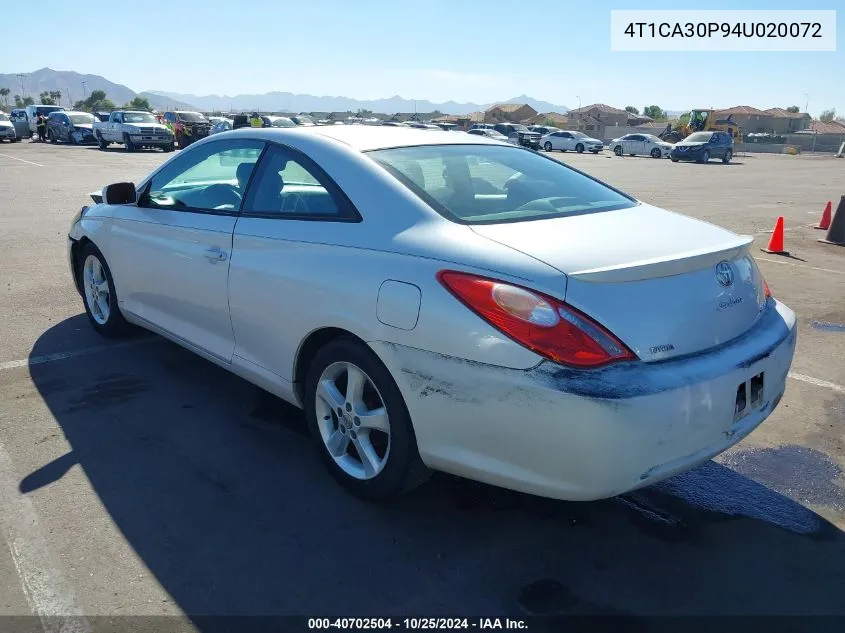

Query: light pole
[
  {"left": 576, "top": 95, "right": 581, "bottom": 111},
  {"left": 804, "top": 93, "right": 809, "bottom": 114},
  {"left": 16, "top": 74, "right": 26, "bottom": 98},
  {"left": 81, "top": 81, "right": 87, "bottom": 99}
]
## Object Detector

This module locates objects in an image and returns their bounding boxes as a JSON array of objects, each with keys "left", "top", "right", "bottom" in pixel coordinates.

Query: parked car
[
  {"left": 291, "top": 114, "right": 315, "bottom": 126},
  {"left": 10, "top": 109, "right": 31, "bottom": 139},
  {"left": 670, "top": 131, "right": 734, "bottom": 164},
  {"left": 469, "top": 123, "right": 495, "bottom": 130},
  {"left": 163, "top": 111, "right": 211, "bottom": 148},
  {"left": 25, "top": 104, "right": 65, "bottom": 135},
  {"left": 528, "top": 125, "right": 560, "bottom": 136},
  {"left": 46, "top": 111, "right": 97, "bottom": 145},
  {"left": 68, "top": 126, "right": 796, "bottom": 503},
  {"left": 93, "top": 110, "right": 174, "bottom": 152},
  {"left": 610, "top": 133, "right": 674, "bottom": 158},
  {"left": 0, "top": 112, "right": 20, "bottom": 142},
  {"left": 541, "top": 130, "right": 604, "bottom": 154},
  {"left": 467, "top": 128, "right": 509, "bottom": 142},
  {"left": 493, "top": 123, "right": 541, "bottom": 149},
  {"left": 264, "top": 115, "right": 297, "bottom": 128},
  {"left": 210, "top": 119, "right": 234, "bottom": 135}
]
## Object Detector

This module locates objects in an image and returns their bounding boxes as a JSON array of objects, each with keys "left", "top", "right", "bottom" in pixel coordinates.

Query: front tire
[
  {"left": 722, "top": 149, "right": 732, "bottom": 164},
  {"left": 304, "top": 337, "right": 430, "bottom": 501},
  {"left": 698, "top": 150, "right": 710, "bottom": 163},
  {"left": 575, "top": 143, "right": 584, "bottom": 153},
  {"left": 123, "top": 134, "right": 136, "bottom": 153},
  {"left": 78, "top": 244, "right": 130, "bottom": 338},
  {"left": 650, "top": 148, "right": 661, "bottom": 158}
]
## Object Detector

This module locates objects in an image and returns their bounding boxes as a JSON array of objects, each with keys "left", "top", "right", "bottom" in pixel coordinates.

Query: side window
[
  {"left": 140, "top": 140, "right": 265, "bottom": 213},
  {"left": 242, "top": 145, "right": 358, "bottom": 221}
]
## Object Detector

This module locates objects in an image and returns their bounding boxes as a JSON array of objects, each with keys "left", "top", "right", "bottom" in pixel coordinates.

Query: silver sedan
[{"left": 68, "top": 126, "right": 797, "bottom": 502}]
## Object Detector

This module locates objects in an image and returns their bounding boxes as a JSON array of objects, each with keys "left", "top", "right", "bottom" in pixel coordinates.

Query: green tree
[
  {"left": 14, "top": 94, "right": 34, "bottom": 108},
  {"left": 819, "top": 108, "right": 835, "bottom": 122},
  {"left": 786, "top": 105, "right": 800, "bottom": 113},
  {"left": 123, "top": 96, "right": 151, "bottom": 110},
  {"left": 0, "top": 88, "right": 9, "bottom": 109},
  {"left": 624, "top": 106, "right": 639, "bottom": 115},
  {"left": 643, "top": 105, "right": 665, "bottom": 120},
  {"left": 74, "top": 90, "right": 115, "bottom": 112},
  {"left": 39, "top": 91, "right": 56, "bottom": 105}
]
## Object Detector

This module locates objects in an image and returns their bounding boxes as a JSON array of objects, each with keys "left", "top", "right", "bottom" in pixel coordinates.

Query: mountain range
[
  {"left": 145, "top": 90, "right": 569, "bottom": 115},
  {"left": 0, "top": 68, "right": 568, "bottom": 115},
  {"left": 0, "top": 68, "right": 197, "bottom": 112}
]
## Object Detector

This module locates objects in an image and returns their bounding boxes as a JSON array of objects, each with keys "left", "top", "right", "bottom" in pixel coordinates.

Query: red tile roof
[
  {"left": 764, "top": 108, "right": 809, "bottom": 119},
  {"left": 805, "top": 120, "right": 845, "bottom": 135},
  {"left": 714, "top": 105, "right": 767, "bottom": 116},
  {"left": 568, "top": 103, "right": 628, "bottom": 116}
]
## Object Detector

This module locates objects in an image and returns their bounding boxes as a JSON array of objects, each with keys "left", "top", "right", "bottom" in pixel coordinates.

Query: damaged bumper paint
[{"left": 371, "top": 299, "right": 797, "bottom": 502}]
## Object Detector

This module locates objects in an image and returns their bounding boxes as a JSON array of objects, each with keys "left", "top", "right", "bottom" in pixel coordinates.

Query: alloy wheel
[
  {"left": 314, "top": 361, "right": 391, "bottom": 480},
  {"left": 83, "top": 254, "right": 111, "bottom": 325}
]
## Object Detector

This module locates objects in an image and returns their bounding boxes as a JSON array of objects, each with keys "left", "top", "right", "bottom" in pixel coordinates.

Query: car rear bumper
[{"left": 372, "top": 299, "right": 796, "bottom": 501}]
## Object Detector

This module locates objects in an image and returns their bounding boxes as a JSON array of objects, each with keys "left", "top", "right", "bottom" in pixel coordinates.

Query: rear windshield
[{"left": 368, "top": 144, "right": 636, "bottom": 225}]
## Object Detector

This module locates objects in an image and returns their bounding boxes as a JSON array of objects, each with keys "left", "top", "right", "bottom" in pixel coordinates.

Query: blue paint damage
[
  {"left": 810, "top": 320, "right": 845, "bottom": 333},
  {"left": 532, "top": 302, "right": 795, "bottom": 400}
]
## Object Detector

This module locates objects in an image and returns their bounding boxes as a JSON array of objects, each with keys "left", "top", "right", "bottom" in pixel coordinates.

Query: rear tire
[
  {"left": 614, "top": 145, "right": 622, "bottom": 156},
  {"left": 304, "top": 336, "right": 431, "bottom": 502},
  {"left": 543, "top": 141, "right": 552, "bottom": 152},
  {"left": 97, "top": 132, "right": 108, "bottom": 150},
  {"left": 78, "top": 243, "right": 131, "bottom": 338}
]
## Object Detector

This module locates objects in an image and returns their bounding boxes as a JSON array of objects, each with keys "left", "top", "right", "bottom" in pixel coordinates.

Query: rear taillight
[{"left": 437, "top": 271, "right": 635, "bottom": 368}]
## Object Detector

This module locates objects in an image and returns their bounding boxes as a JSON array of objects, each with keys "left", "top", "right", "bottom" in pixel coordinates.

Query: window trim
[
  {"left": 239, "top": 140, "right": 362, "bottom": 223},
  {"left": 136, "top": 138, "right": 268, "bottom": 217}
]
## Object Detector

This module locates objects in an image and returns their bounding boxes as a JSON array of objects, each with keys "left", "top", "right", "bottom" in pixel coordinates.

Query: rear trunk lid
[{"left": 471, "top": 203, "right": 767, "bottom": 361}]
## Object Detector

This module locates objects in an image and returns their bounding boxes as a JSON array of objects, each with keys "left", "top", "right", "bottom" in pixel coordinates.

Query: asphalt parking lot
[{"left": 1, "top": 141, "right": 844, "bottom": 630}]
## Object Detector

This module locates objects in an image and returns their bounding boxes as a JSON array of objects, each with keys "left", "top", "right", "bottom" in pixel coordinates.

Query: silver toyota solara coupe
[{"left": 68, "top": 126, "right": 797, "bottom": 501}]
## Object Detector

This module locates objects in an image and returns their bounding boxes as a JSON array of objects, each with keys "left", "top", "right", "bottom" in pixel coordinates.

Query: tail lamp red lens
[{"left": 437, "top": 271, "right": 635, "bottom": 368}]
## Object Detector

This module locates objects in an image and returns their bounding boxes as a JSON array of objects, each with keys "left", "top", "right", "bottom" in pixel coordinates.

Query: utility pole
[
  {"left": 804, "top": 93, "right": 809, "bottom": 114},
  {"left": 81, "top": 81, "right": 87, "bottom": 99},
  {"left": 16, "top": 74, "right": 26, "bottom": 97}
]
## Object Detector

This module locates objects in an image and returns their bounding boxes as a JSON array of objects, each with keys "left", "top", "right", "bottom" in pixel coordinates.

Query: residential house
[
  {"left": 567, "top": 103, "right": 629, "bottom": 139},
  {"left": 712, "top": 105, "right": 810, "bottom": 135},
  {"left": 523, "top": 112, "right": 569, "bottom": 126},
  {"left": 626, "top": 113, "right": 653, "bottom": 126},
  {"left": 484, "top": 103, "right": 538, "bottom": 123}
]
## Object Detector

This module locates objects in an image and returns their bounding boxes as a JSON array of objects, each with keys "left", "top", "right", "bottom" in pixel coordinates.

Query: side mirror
[{"left": 102, "top": 182, "right": 137, "bottom": 205}]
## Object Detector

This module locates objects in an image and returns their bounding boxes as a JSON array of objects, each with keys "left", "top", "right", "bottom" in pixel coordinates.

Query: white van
[{"left": 25, "top": 104, "right": 66, "bottom": 134}]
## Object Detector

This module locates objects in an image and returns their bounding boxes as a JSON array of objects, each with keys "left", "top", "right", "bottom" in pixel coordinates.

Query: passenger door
[
  {"left": 229, "top": 143, "right": 361, "bottom": 381},
  {"left": 627, "top": 134, "right": 646, "bottom": 155},
  {"left": 106, "top": 139, "right": 265, "bottom": 363},
  {"left": 558, "top": 132, "right": 574, "bottom": 150}
]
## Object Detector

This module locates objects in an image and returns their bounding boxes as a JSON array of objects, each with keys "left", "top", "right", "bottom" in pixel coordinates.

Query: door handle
[{"left": 203, "top": 247, "right": 228, "bottom": 263}]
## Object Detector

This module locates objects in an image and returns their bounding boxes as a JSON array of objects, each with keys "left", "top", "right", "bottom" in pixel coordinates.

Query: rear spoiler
[{"left": 568, "top": 235, "right": 754, "bottom": 283}]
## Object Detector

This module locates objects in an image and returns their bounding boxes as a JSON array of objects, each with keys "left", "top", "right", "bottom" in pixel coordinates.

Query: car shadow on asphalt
[{"left": 18, "top": 316, "right": 845, "bottom": 630}]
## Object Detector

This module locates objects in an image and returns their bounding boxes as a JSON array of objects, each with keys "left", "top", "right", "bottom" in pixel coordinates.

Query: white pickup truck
[{"left": 92, "top": 111, "right": 174, "bottom": 152}]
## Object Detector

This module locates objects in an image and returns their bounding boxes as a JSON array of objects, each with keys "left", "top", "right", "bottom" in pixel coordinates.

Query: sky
[{"left": 2, "top": 0, "right": 842, "bottom": 115}]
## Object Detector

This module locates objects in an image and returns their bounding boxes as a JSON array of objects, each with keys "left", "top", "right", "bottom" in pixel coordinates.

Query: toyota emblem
[{"left": 716, "top": 262, "right": 734, "bottom": 287}]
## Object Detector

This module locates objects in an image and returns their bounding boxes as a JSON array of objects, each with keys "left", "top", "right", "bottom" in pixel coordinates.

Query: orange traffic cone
[
  {"left": 819, "top": 196, "right": 845, "bottom": 247},
  {"left": 814, "top": 201, "right": 832, "bottom": 230},
  {"left": 761, "top": 216, "right": 789, "bottom": 255}
]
